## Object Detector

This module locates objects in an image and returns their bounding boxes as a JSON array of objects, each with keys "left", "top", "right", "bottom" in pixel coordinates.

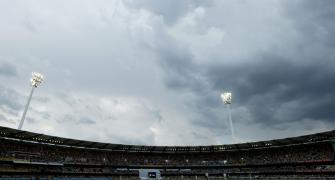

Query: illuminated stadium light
[
  {"left": 220, "top": 92, "right": 232, "bottom": 105},
  {"left": 18, "top": 72, "right": 44, "bottom": 130},
  {"left": 30, "top": 72, "right": 44, "bottom": 87}
]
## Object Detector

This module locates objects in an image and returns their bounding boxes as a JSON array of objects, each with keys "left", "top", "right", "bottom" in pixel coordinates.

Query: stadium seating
[{"left": 0, "top": 126, "right": 334, "bottom": 179}]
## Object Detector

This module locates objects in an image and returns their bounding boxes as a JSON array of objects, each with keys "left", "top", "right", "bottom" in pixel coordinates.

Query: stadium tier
[{"left": 0, "top": 126, "right": 335, "bottom": 179}]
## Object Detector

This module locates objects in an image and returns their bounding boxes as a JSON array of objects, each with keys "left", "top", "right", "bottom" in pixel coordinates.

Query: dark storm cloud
[
  {"left": 208, "top": 54, "right": 335, "bottom": 125},
  {"left": 0, "top": 63, "right": 17, "bottom": 77},
  {"left": 155, "top": 0, "right": 335, "bottom": 131},
  {"left": 155, "top": 46, "right": 231, "bottom": 133},
  {"left": 158, "top": 48, "right": 198, "bottom": 90},
  {"left": 283, "top": 0, "right": 335, "bottom": 56}
]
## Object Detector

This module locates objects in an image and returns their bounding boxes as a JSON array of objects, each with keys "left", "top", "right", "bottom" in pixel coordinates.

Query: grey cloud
[
  {"left": 26, "top": 117, "right": 37, "bottom": 124},
  {"left": 59, "top": 114, "right": 96, "bottom": 125},
  {"left": 155, "top": 40, "right": 207, "bottom": 94},
  {"left": 0, "top": 114, "right": 10, "bottom": 123},
  {"left": 41, "top": 112, "right": 50, "bottom": 120},
  {"left": 151, "top": 109, "right": 163, "bottom": 122},
  {"left": 21, "top": 16, "right": 38, "bottom": 33},
  {"left": 58, "top": 114, "right": 76, "bottom": 123},
  {"left": 1, "top": 108, "right": 20, "bottom": 117},
  {"left": 106, "top": 115, "right": 117, "bottom": 121},
  {"left": 283, "top": 1, "right": 335, "bottom": 55},
  {"left": 0, "top": 86, "right": 23, "bottom": 111},
  {"left": 78, "top": 117, "right": 96, "bottom": 125},
  {"left": 126, "top": 0, "right": 212, "bottom": 25},
  {"left": 34, "top": 96, "right": 51, "bottom": 103},
  {"left": 192, "top": 131, "right": 211, "bottom": 141},
  {"left": 0, "top": 63, "right": 17, "bottom": 77}
]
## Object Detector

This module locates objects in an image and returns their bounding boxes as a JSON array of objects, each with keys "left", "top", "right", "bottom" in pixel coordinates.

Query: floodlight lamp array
[
  {"left": 30, "top": 72, "right": 44, "bottom": 88},
  {"left": 221, "top": 92, "right": 232, "bottom": 105}
]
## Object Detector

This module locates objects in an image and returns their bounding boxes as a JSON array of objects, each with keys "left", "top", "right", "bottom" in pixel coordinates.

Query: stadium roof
[{"left": 0, "top": 125, "right": 334, "bottom": 153}]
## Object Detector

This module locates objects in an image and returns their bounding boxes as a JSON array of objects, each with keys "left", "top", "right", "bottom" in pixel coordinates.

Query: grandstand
[{"left": 0, "top": 125, "right": 335, "bottom": 179}]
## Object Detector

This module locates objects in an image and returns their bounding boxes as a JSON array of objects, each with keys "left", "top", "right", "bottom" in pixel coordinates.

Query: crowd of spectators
[{"left": 0, "top": 138, "right": 333, "bottom": 167}]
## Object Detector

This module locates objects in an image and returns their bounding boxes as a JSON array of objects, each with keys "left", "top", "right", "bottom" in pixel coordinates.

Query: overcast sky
[{"left": 0, "top": 0, "right": 335, "bottom": 146}]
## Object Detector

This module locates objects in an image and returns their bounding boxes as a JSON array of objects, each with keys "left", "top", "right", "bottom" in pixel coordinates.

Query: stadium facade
[{"left": 0, "top": 126, "right": 334, "bottom": 179}]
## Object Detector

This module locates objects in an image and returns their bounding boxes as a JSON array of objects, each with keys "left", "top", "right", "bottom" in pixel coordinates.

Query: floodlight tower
[
  {"left": 18, "top": 72, "right": 44, "bottom": 130},
  {"left": 220, "top": 92, "right": 235, "bottom": 142}
]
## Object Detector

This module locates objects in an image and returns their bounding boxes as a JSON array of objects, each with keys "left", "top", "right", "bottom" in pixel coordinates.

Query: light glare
[
  {"left": 221, "top": 92, "right": 232, "bottom": 104},
  {"left": 30, "top": 72, "right": 44, "bottom": 87}
]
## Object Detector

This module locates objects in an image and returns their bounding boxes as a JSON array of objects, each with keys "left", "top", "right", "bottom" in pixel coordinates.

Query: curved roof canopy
[{"left": 0, "top": 126, "right": 334, "bottom": 153}]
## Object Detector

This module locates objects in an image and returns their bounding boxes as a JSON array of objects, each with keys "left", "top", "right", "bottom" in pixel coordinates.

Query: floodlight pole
[
  {"left": 227, "top": 104, "right": 235, "bottom": 142},
  {"left": 18, "top": 86, "right": 35, "bottom": 130},
  {"left": 220, "top": 92, "right": 235, "bottom": 143},
  {"left": 18, "top": 72, "right": 44, "bottom": 130}
]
